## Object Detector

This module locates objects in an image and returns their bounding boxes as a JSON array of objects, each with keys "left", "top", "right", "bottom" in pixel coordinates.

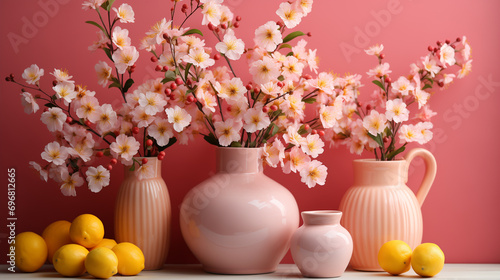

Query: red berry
[
  {"left": 436, "top": 40, "right": 442, "bottom": 46},
  {"left": 427, "top": 45, "right": 433, "bottom": 52},
  {"left": 163, "top": 66, "right": 169, "bottom": 72},
  {"left": 181, "top": 7, "right": 187, "bottom": 13},
  {"left": 214, "top": 53, "right": 221, "bottom": 60},
  {"left": 52, "top": 80, "right": 57, "bottom": 86},
  {"left": 304, "top": 124, "right": 311, "bottom": 130},
  {"left": 170, "top": 83, "right": 177, "bottom": 90},
  {"left": 456, "top": 37, "right": 462, "bottom": 42},
  {"left": 142, "top": 158, "right": 148, "bottom": 164},
  {"left": 383, "top": 137, "right": 390, "bottom": 143},
  {"left": 233, "top": 22, "right": 240, "bottom": 28},
  {"left": 262, "top": 106, "right": 269, "bottom": 113},
  {"left": 157, "top": 155, "right": 164, "bottom": 160},
  {"left": 451, "top": 44, "right": 456, "bottom": 49},
  {"left": 163, "top": 33, "right": 169, "bottom": 40},
  {"left": 270, "top": 105, "right": 278, "bottom": 111},
  {"left": 366, "top": 104, "right": 372, "bottom": 111},
  {"left": 277, "top": 21, "right": 284, "bottom": 27},
  {"left": 164, "top": 88, "right": 172, "bottom": 95},
  {"left": 235, "top": 16, "right": 242, "bottom": 21},
  {"left": 84, "top": 120, "right": 91, "bottom": 127},
  {"left": 107, "top": 164, "right": 113, "bottom": 171},
  {"left": 245, "top": 84, "right": 252, "bottom": 91},
  {"left": 221, "top": 23, "right": 227, "bottom": 29},
  {"left": 214, "top": 27, "right": 220, "bottom": 33},
  {"left": 379, "top": 53, "right": 385, "bottom": 59},
  {"left": 159, "top": 151, "right": 166, "bottom": 157},
  {"left": 66, "top": 117, "right": 73, "bottom": 124},
  {"left": 110, "top": 158, "right": 118, "bottom": 165},
  {"left": 155, "top": 65, "right": 162, "bottom": 71},
  {"left": 208, "top": 23, "right": 214, "bottom": 31},
  {"left": 132, "top": 127, "right": 140, "bottom": 134},
  {"left": 253, "top": 87, "right": 260, "bottom": 94},
  {"left": 175, "top": 77, "right": 184, "bottom": 85},
  {"left": 96, "top": 151, "right": 104, "bottom": 157},
  {"left": 303, "top": 74, "right": 313, "bottom": 80},
  {"left": 146, "top": 139, "right": 153, "bottom": 146},
  {"left": 438, "top": 81, "right": 444, "bottom": 87},
  {"left": 311, "top": 129, "right": 318, "bottom": 135},
  {"left": 385, "top": 76, "right": 391, "bottom": 83},
  {"left": 445, "top": 39, "right": 451, "bottom": 44},
  {"left": 187, "top": 95, "right": 195, "bottom": 103},
  {"left": 318, "top": 130, "right": 325, "bottom": 137},
  {"left": 277, "top": 81, "right": 284, "bottom": 87},
  {"left": 433, "top": 47, "right": 438, "bottom": 52},
  {"left": 307, "top": 32, "right": 312, "bottom": 37}
]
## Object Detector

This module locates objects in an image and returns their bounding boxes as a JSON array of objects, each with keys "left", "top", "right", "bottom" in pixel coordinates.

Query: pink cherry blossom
[
  {"left": 22, "top": 64, "right": 44, "bottom": 85},
  {"left": 300, "top": 160, "right": 327, "bottom": 188},
  {"left": 113, "top": 3, "right": 135, "bottom": 23},
  {"left": 112, "top": 46, "right": 139, "bottom": 74},
  {"left": 385, "top": 98, "right": 409, "bottom": 123},
  {"left": 41, "top": 107, "right": 66, "bottom": 132},
  {"left": 254, "top": 21, "right": 282, "bottom": 52},
  {"left": 363, "top": 110, "right": 387, "bottom": 136},
  {"left": 110, "top": 134, "right": 140, "bottom": 163},
  {"left": 276, "top": 2, "right": 303, "bottom": 28},
  {"left": 20, "top": 92, "right": 39, "bottom": 114},
  {"left": 86, "top": 165, "right": 110, "bottom": 193},
  {"left": 214, "top": 118, "right": 243, "bottom": 147}
]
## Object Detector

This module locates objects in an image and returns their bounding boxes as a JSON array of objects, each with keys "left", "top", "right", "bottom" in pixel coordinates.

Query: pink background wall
[{"left": 1, "top": 0, "right": 499, "bottom": 264}]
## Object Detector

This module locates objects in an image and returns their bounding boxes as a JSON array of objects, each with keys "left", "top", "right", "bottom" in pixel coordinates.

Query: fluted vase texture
[
  {"left": 179, "top": 147, "right": 299, "bottom": 274},
  {"left": 339, "top": 148, "right": 437, "bottom": 271},
  {"left": 114, "top": 157, "right": 171, "bottom": 270}
]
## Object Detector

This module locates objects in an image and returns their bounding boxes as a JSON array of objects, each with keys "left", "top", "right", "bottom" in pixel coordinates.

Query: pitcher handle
[{"left": 403, "top": 148, "right": 437, "bottom": 207}]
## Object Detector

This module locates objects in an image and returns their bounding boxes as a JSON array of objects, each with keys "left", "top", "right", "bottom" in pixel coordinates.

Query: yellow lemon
[
  {"left": 91, "top": 238, "right": 117, "bottom": 251},
  {"left": 85, "top": 247, "right": 118, "bottom": 279},
  {"left": 69, "top": 214, "right": 104, "bottom": 248},
  {"left": 378, "top": 240, "right": 412, "bottom": 275},
  {"left": 411, "top": 243, "right": 445, "bottom": 277},
  {"left": 112, "top": 242, "right": 145, "bottom": 275},
  {"left": 42, "top": 220, "right": 72, "bottom": 263},
  {"left": 52, "top": 244, "right": 89, "bottom": 277},
  {"left": 15, "top": 232, "right": 48, "bottom": 272}
]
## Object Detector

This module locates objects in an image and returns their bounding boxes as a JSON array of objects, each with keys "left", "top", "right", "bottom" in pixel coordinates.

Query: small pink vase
[
  {"left": 339, "top": 148, "right": 437, "bottom": 271},
  {"left": 290, "top": 211, "right": 353, "bottom": 278},
  {"left": 114, "top": 157, "right": 171, "bottom": 270},
  {"left": 179, "top": 147, "right": 299, "bottom": 274}
]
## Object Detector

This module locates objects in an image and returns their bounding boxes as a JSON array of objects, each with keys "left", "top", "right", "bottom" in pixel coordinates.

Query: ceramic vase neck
[
  {"left": 216, "top": 147, "right": 263, "bottom": 174},
  {"left": 125, "top": 157, "right": 162, "bottom": 179},
  {"left": 352, "top": 159, "right": 407, "bottom": 186},
  {"left": 302, "top": 211, "right": 342, "bottom": 225}
]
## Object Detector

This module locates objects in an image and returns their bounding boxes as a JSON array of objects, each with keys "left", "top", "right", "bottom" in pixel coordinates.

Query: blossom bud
[
  {"left": 436, "top": 40, "right": 442, "bottom": 47},
  {"left": 146, "top": 139, "right": 153, "bottom": 146},
  {"left": 438, "top": 81, "right": 444, "bottom": 87},
  {"left": 233, "top": 22, "right": 240, "bottom": 28},
  {"left": 96, "top": 151, "right": 104, "bottom": 157},
  {"left": 5, "top": 76, "right": 9, "bottom": 82},
  {"left": 383, "top": 136, "right": 390, "bottom": 143},
  {"left": 107, "top": 164, "right": 113, "bottom": 171},
  {"left": 52, "top": 80, "right": 57, "bottom": 86},
  {"left": 163, "top": 66, "right": 169, "bottom": 72},
  {"left": 456, "top": 37, "right": 462, "bottom": 42},
  {"left": 379, "top": 53, "right": 385, "bottom": 59},
  {"left": 155, "top": 65, "right": 162, "bottom": 71},
  {"left": 235, "top": 16, "right": 242, "bottom": 21},
  {"left": 302, "top": 74, "right": 312, "bottom": 80},
  {"left": 427, "top": 46, "right": 433, "bottom": 52},
  {"left": 142, "top": 158, "right": 149, "bottom": 165},
  {"left": 262, "top": 106, "right": 269, "bottom": 113},
  {"left": 307, "top": 32, "right": 312, "bottom": 37},
  {"left": 304, "top": 124, "right": 311, "bottom": 130},
  {"left": 253, "top": 87, "right": 260, "bottom": 94},
  {"left": 366, "top": 104, "right": 372, "bottom": 111},
  {"left": 245, "top": 84, "right": 252, "bottom": 91},
  {"left": 84, "top": 120, "right": 91, "bottom": 127},
  {"left": 187, "top": 95, "right": 195, "bottom": 103},
  {"left": 445, "top": 39, "right": 451, "bottom": 44},
  {"left": 110, "top": 158, "right": 118, "bottom": 165},
  {"left": 221, "top": 23, "right": 227, "bottom": 29},
  {"left": 175, "top": 77, "right": 184, "bottom": 85},
  {"left": 151, "top": 56, "right": 158, "bottom": 62},
  {"left": 164, "top": 88, "right": 172, "bottom": 95},
  {"left": 276, "top": 21, "right": 284, "bottom": 28},
  {"left": 208, "top": 23, "right": 214, "bottom": 31},
  {"left": 318, "top": 130, "right": 325, "bottom": 137},
  {"left": 163, "top": 33, "right": 169, "bottom": 40},
  {"left": 277, "top": 81, "right": 284, "bottom": 87},
  {"left": 451, "top": 44, "right": 456, "bottom": 49},
  {"left": 170, "top": 83, "right": 177, "bottom": 90},
  {"left": 186, "top": 79, "right": 193, "bottom": 86},
  {"left": 214, "top": 27, "right": 220, "bottom": 33},
  {"left": 66, "top": 117, "right": 73, "bottom": 124},
  {"left": 311, "top": 129, "right": 318, "bottom": 135},
  {"left": 433, "top": 47, "right": 438, "bottom": 52},
  {"left": 214, "top": 53, "right": 221, "bottom": 60},
  {"left": 132, "top": 127, "right": 140, "bottom": 134},
  {"left": 384, "top": 76, "right": 391, "bottom": 84},
  {"left": 270, "top": 105, "right": 278, "bottom": 111}
]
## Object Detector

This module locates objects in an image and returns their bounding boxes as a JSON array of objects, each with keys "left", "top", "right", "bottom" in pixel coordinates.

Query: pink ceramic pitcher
[{"left": 339, "top": 148, "right": 437, "bottom": 271}]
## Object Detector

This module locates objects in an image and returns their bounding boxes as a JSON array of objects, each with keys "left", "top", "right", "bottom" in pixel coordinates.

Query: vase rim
[
  {"left": 353, "top": 158, "right": 405, "bottom": 163},
  {"left": 302, "top": 210, "right": 342, "bottom": 216},
  {"left": 216, "top": 146, "right": 262, "bottom": 150}
]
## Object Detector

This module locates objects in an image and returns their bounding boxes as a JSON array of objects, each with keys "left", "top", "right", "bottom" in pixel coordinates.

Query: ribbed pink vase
[
  {"left": 339, "top": 148, "right": 437, "bottom": 271},
  {"left": 114, "top": 157, "right": 171, "bottom": 270},
  {"left": 179, "top": 147, "right": 299, "bottom": 274}
]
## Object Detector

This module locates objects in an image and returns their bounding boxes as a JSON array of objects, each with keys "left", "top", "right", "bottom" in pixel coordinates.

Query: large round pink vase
[
  {"left": 115, "top": 157, "right": 171, "bottom": 270},
  {"left": 179, "top": 147, "right": 299, "bottom": 274},
  {"left": 290, "top": 211, "right": 353, "bottom": 278},
  {"left": 339, "top": 148, "right": 437, "bottom": 271}
]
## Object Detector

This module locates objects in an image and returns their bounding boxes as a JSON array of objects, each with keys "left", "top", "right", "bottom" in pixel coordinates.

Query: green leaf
[
  {"left": 108, "top": 82, "right": 121, "bottom": 89},
  {"left": 286, "top": 51, "right": 294, "bottom": 57},
  {"left": 387, "top": 145, "right": 406, "bottom": 160},
  {"left": 129, "top": 163, "right": 136, "bottom": 172},
  {"left": 230, "top": 141, "right": 242, "bottom": 147},
  {"left": 123, "top": 78, "right": 134, "bottom": 93},
  {"left": 102, "top": 131, "right": 117, "bottom": 138},
  {"left": 182, "top": 29, "right": 203, "bottom": 36},
  {"left": 158, "top": 137, "right": 177, "bottom": 151},
  {"left": 270, "top": 123, "right": 279, "bottom": 138},
  {"left": 85, "top": 21, "right": 107, "bottom": 35},
  {"left": 277, "top": 75, "right": 285, "bottom": 81},
  {"left": 101, "top": 0, "right": 116, "bottom": 11},
  {"left": 204, "top": 133, "right": 220, "bottom": 146},
  {"left": 283, "top": 31, "right": 305, "bottom": 43},
  {"left": 422, "top": 84, "right": 432, "bottom": 90},
  {"left": 368, "top": 133, "right": 384, "bottom": 148},
  {"left": 185, "top": 63, "right": 193, "bottom": 80},
  {"left": 103, "top": 48, "right": 113, "bottom": 61},
  {"left": 278, "top": 43, "right": 292, "bottom": 50},
  {"left": 372, "top": 80, "right": 386, "bottom": 91},
  {"left": 161, "top": 70, "right": 177, "bottom": 84},
  {"left": 303, "top": 97, "right": 316, "bottom": 104},
  {"left": 110, "top": 77, "right": 120, "bottom": 84}
]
